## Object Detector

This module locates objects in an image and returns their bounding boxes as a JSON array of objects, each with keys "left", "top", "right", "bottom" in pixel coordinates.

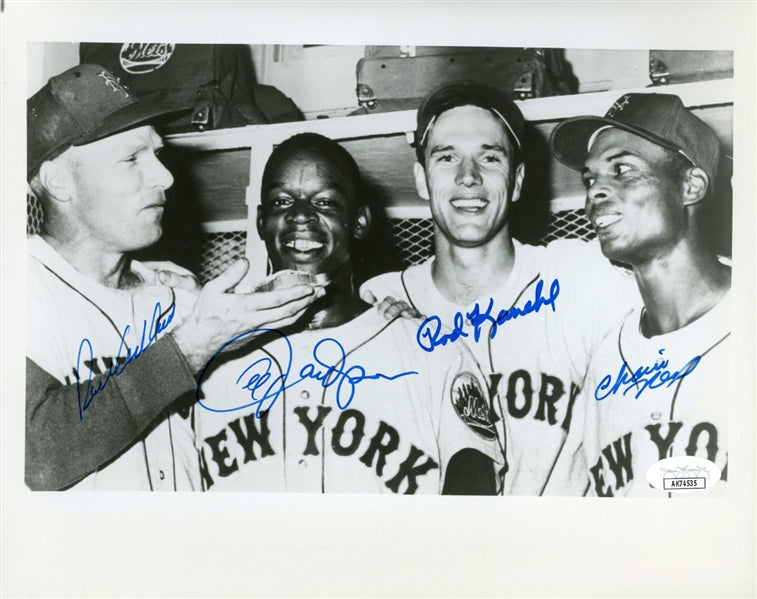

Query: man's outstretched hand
[{"left": 171, "top": 259, "right": 325, "bottom": 372}]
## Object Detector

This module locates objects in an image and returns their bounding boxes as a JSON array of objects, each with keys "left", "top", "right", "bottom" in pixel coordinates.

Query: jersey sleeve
[
  {"left": 581, "top": 241, "right": 638, "bottom": 350},
  {"left": 25, "top": 334, "right": 197, "bottom": 490},
  {"left": 547, "top": 239, "right": 638, "bottom": 382},
  {"left": 428, "top": 341, "right": 506, "bottom": 493}
]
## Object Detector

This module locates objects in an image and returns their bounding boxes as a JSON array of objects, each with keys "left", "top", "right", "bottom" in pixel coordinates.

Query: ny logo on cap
[
  {"left": 606, "top": 94, "right": 631, "bottom": 118},
  {"left": 98, "top": 71, "right": 130, "bottom": 98}
]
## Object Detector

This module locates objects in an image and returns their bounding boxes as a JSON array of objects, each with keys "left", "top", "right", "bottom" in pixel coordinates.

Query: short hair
[
  {"left": 415, "top": 106, "right": 523, "bottom": 168},
  {"left": 27, "top": 149, "right": 79, "bottom": 211},
  {"left": 261, "top": 133, "right": 362, "bottom": 201},
  {"left": 29, "top": 172, "right": 50, "bottom": 204},
  {"left": 661, "top": 146, "right": 713, "bottom": 201}
]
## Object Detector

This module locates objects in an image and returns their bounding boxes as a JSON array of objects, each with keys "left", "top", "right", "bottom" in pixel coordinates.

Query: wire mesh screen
[
  {"left": 540, "top": 208, "right": 596, "bottom": 245},
  {"left": 27, "top": 193, "right": 44, "bottom": 236},
  {"left": 27, "top": 192, "right": 594, "bottom": 276},
  {"left": 387, "top": 218, "right": 435, "bottom": 267},
  {"left": 197, "top": 231, "right": 248, "bottom": 284},
  {"left": 386, "top": 210, "right": 596, "bottom": 267}
]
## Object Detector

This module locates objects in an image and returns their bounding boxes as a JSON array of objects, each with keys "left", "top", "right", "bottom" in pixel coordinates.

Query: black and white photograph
[{"left": 2, "top": 2, "right": 755, "bottom": 597}]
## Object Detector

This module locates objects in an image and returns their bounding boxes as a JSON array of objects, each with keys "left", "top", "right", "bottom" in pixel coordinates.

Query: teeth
[
  {"left": 285, "top": 239, "right": 324, "bottom": 252},
  {"left": 451, "top": 198, "right": 487, "bottom": 209},
  {"left": 595, "top": 214, "right": 623, "bottom": 228}
]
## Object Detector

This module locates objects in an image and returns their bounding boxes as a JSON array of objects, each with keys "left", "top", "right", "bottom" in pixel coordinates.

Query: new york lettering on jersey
[
  {"left": 582, "top": 298, "right": 730, "bottom": 497},
  {"left": 196, "top": 309, "right": 501, "bottom": 494},
  {"left": 588, "top": 420, "right": 727, "bottom": 496},
  {"left": 361, "top": 239, "right": 637, "bottom": 495},
  {"left": 200, "top": 404, "right": 442, "bottom": 494}
]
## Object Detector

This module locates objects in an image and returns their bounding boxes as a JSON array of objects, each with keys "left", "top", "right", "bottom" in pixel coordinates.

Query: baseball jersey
[
  {"left": 361, "top": 238, "right": 638, "bottom": 495},
  {"left": 196, "top": 307, "right": 503, "bottom": 493},
  {"left": 549, "top": 289, "right": 731, "bottom": 497},
  {"left": 26, "top": 234, "right": 201, "bottom": 490}
]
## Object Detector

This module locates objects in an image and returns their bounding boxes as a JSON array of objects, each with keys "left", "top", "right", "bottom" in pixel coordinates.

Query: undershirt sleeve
[{"left": 25, "top": 334, "right": 197, "bottom": 490}]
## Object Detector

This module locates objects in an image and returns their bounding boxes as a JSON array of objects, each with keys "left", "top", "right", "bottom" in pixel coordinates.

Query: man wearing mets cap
[
  {"left": 361, "top": 80, "right": 638, "bottom": 495},
  {"left": 26, "top": 65, "right": 324, "bottom": 490},
  {"left": 546, "top": 93, "right": 731, "bottom": 496}
]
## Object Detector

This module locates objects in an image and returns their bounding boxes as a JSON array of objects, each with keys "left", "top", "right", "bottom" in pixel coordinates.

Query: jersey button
[
  {"left": 159, "top": 470, "right": 165, "bottom": 480},
  {"left": 651, "top": 411, "right": 662, "bottom": 421},
  {"left": 300, "top": 390, "right": 310, "bottom": 400},
  {"left": 297, "top": 459, "right": 308, "bottom": 470}
]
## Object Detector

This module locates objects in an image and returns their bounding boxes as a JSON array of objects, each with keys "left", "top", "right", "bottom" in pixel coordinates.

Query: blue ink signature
[
  {"left": 594, "top": 349, "right": 701, "bottom": 401},
  {"left": 75, "top": 301, "right": 176, "bottom": 420},
  {"left": 196, "top": 328, "right": 418, "bottom": 417},
  {"left": 416, "top": 278, "right": 560, "bottom": 353}
]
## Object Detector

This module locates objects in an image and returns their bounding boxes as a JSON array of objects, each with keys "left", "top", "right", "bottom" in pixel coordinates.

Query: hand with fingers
[
  {"left": 171, "top": 259, "right": 325, "bottom": 372},
  {"left": 142, "top": 261, "right": 202, "bottom": 294},
  {"left": 362, "top": 290, "right": 423, "bottom": 320}
]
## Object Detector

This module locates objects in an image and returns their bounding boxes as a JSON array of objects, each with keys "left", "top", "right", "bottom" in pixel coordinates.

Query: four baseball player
[{"left": 26, "top": 62, "right": 731, "bottom": 496}]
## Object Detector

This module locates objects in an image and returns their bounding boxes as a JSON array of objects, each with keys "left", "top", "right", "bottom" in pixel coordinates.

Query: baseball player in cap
[
  {"left": 546, "top": 93, "right": 731, "bottom": 496},
  {"left": 26, "top": 65, "right": 324, "bottom": 490},
  {"left": 361, "top": 81, "right": 638, "bottom": 495},
  {"left": 196, "top": 132, "right": 503, "bottom": 494}
]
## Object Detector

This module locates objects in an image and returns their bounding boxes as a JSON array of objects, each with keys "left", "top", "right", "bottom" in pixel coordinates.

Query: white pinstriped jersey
[
  {"left": 196, "top": 308, "right": 504, "bottom": 493},
  {"left": 27, "top": 235, "right": 201, "bottom": 490},
  {"left": 361, "top": 239, "right": 638, "bottom": 495},
  {"left": 549, "top": 290, "right": 731, "bottom": 497}
]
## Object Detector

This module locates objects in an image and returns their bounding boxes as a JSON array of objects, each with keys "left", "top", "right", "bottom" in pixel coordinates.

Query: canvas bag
[{"left": 79, "top": 43, "right": 303, "bottom": 132}]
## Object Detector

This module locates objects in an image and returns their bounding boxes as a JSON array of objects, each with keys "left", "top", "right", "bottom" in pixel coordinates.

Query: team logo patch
[
  {"left": 98, "top": 71, "right": 130, "bottom": 97},
  {"left": 451, "top": 373, "right": 496, "bottom": 440},
  {"left": 606, "top": 94, "right": 631, "bottom": 118},
  {"left": 119, "top": 43, "right": 175, "bottom": 74}
]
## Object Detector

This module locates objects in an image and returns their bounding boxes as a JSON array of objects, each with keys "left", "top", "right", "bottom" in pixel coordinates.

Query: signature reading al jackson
[{"left": 196, "top": 328, "right": 418, "bottom": 417}]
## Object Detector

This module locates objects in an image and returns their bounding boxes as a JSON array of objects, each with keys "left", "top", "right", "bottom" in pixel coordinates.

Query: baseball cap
[
  {"left": 27, "top": 63, "right": 191, "bottom": 180},
  {"left": 550, "top": 93, "right": 720, "bottom": 184},
  {"left": 415, "top": 80, "right": 525, "bottom": 162}
]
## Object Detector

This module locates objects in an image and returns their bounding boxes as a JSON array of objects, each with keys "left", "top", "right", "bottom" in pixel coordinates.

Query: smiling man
[
  {"left": 257, "top": 134, "right": 370, "bottom": 329},
  {"left": 548, "top": 93, "right": 731, "bottom": 496},
  {"left": 361, "top": 81, "right": 638, "bottom": 495},
  {"left": 196, "top": 133, "right": 503, "bottom": 494},
  {"left": 26, "top": 65, "right": 324, "bottom": 490}
]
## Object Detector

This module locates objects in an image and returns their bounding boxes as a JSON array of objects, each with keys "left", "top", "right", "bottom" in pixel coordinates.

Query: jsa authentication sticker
[{"left": 646, "top": 456, "right": 721, "bottom": 493}]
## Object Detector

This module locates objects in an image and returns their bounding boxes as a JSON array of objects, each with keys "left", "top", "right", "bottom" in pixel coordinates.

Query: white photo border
[{"left": 2, "top": 2, "right": 755, "bottom": 597}]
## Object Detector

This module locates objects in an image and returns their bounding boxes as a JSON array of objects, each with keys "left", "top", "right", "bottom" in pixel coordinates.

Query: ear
[
  {"left": 256, "top": 204, "right": 264, "bottom": 239},
  {"left": 37, "top": 160, "right": 74, "bottom": 203},
  {"left": 352, "top": 203, "right": 371, "bottom": 241},
  {"left": 682, "top": 166, "right": 709, "bottom": 206},
  {"left": 510, "top": 162, "right": 526, "bottom": 204},
  {"left": 413, "top": 161, "right": 430, "bottom": 201}
]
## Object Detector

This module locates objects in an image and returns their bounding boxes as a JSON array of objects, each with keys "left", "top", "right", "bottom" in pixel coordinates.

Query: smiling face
[
  {"left": 61, "top": 125, "right": 173, "bottom": 253},
  {"left": 258, "top": 146, "right": 369, "bottom": 276},
  {"left": 582, "top": 127, "right": 690, "bottom": 265},
  {"left": 415, "top": 105, "right": 524, "bottom": 248}
]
